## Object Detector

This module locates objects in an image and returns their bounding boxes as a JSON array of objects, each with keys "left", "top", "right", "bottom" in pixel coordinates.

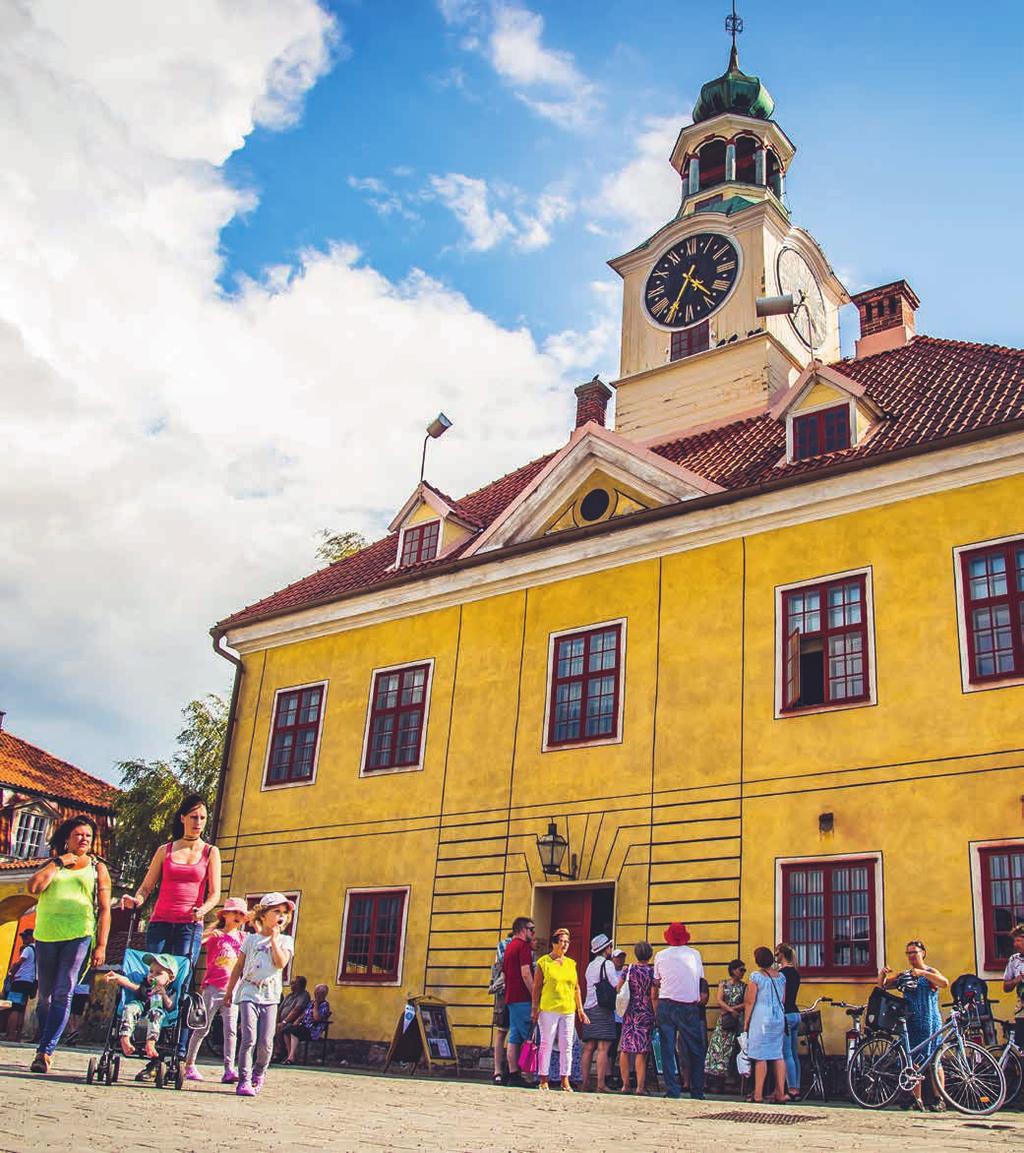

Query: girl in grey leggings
[{"left": 224, "top": 893, "right": 295, "bottom": 1098}]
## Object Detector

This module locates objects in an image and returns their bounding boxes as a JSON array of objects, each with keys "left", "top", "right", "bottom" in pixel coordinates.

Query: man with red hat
[{"left": 652, "top": 922, "right": 706, "bottom": 1100}]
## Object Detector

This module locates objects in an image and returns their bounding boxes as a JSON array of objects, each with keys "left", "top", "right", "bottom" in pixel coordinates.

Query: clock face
[
  {"left": 643, "top": 232, "right": 740, "bottom": 330},
  {"left": 776, "top": 247, "right": 827, "bottom": 349}
]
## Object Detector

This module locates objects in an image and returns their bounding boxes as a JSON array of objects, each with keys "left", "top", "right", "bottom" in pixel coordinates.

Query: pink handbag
[{"left": 518, "top": 1025, "right": 540, "bottom": 1074}]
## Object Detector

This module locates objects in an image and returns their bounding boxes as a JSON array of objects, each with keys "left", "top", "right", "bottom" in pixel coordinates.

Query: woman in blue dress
[
  {"left": 878, "top": 939, "right": 949, "bottom": 1111},
  {"left": 743, "top": 946, "right": 788, "bottom": 1104}
]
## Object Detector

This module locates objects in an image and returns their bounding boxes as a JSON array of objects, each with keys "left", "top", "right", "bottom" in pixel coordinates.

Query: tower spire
[{"left": 725, "top": 1, "right": 743, "bottom": 70}]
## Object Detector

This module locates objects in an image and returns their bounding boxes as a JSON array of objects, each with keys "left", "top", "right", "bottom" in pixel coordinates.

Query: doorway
[{"left": 544, "top": 886, "right": 615, "bottom": 980}]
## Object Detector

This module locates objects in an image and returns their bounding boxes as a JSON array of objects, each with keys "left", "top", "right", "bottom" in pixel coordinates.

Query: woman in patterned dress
[
  {"left": 878, "top": 940, "right": 948, "bottom": 1111},
  {"left": 704, "top": 959, "right": 747, "bottom": 1083},
  {"left": 616, "top": 941, "right": 656, "bottom": 1094}
]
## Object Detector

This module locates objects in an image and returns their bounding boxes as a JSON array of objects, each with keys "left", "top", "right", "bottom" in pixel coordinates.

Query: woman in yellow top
[{"left": 530, "top": 927, "right": 589, "bottom": 1091}]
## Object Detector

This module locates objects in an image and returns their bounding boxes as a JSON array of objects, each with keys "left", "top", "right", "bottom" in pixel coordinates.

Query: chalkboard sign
[{"left": 384, "top": 995, "right": 459, "bottom": 1075}]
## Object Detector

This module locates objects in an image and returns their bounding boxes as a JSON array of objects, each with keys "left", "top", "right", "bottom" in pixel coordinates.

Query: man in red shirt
[{"left": 502, "top": 915, "right": 536, "bottom": 1086}]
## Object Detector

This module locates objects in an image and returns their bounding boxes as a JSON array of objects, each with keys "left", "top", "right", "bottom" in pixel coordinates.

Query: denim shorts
[{"left": 507, "top": 1000, "right": 532, "bottom": 1044}]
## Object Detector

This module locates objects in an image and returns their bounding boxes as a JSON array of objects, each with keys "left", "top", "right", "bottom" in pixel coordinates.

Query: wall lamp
[
  {"left": 756, "top": 291, "right": 821, "bottom": 360},
  {"left": 536, "top": 819, "right": 578, "bottom": 880},
  {"left": 818, "top": 811, "right": 835, "bottom": 835},
  {"left": 420, "top": 412, "right": 452, "bottom": 481}
]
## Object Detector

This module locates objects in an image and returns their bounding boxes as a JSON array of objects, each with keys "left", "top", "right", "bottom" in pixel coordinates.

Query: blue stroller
[{"left": 87, "top": 946, "right": 193, "bottom": 1090}]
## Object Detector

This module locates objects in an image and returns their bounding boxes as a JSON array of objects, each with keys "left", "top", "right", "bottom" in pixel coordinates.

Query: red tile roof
[
  {"left": 0, "top": 857, "right": 46, "bottom": 872},
  {"left": 0, "top": 730, "right": 118, "bottom": 811},
  {"left": 219, "top": 335, "right": 1024, "bottom": 632}
]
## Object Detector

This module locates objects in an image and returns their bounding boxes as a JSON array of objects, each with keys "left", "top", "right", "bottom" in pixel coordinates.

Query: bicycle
[
  {"left": 826, "top": 998, "right": 867, "bottom": 1065},
  {"left": 989, "top": 1018, "right": 1024, "bottom": 1105},
  {"left": 797, "top": 996, "right": 832, "bottom": 1101},
  {"left": 847, "top": 994, "right": 1005, "bottom": 1115}
]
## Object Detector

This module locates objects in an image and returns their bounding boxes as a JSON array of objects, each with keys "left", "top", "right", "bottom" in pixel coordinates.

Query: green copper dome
[{"left": 692, "top": 46, "right": 774, "bottom": 124}]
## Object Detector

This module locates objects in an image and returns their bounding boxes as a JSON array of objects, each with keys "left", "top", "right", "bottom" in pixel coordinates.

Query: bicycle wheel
[
  {"left": 989, "top": 1045, "right": 1023, "bottom": 1105},
  {"left": 847, "top": 1035, "right": 903, "bottom": 1108},
  {"left": 800, "top": 1038, "right": 830, "bottom": 1102},
  {"left": 932, "top": 1040, "right": 1005, "bottom": 1116}
]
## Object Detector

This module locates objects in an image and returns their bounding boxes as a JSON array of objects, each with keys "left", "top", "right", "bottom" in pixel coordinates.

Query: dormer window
[
  {"left": 399, "top": 521, "right": 440, "bottom": 567},
  {"left": 11, "top": 808, "right": 49, "bottom": 859},
  {"left": 792, "top": 405, "right": 851, "bottom": 461}
]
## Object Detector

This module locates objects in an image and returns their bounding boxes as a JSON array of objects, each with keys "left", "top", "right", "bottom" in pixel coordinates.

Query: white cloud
[
  {"left": 589, "top": 113, "right": 689, "bottom": 243},
  {"left": 348, "top": 175, "right": 421, "bottom": 221},
  {"left": 429, "top": 173, "right": 516, "bottom": 251},
  {"left": 438, "top": 1, "right": 599, "bottom": 130},
  {"left": 2, "top": 0, "right": 574, "bottom": 778}
]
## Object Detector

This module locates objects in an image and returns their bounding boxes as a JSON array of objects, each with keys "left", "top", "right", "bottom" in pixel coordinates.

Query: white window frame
[
  {"left": 337, "top": 884, "right": 411, "bottom": 988},
  {"left": 774, "top": 566, "right": 877, "bottom": 719},
  {"left": 261, "top": 680, "right": 328, "bottom": 792},
  {"left": 952, "top": 534, "right": 1024, "bottom": 694},
  {"left": 11, "top": 809, "right": 49, "bottom": 860},
  {"left": 774, "top": 850, "right": 885, "bottom": 982},
  {"left": 396, "top": 518, "right": 442, "bottom": 569},
  {"left": 786, "top": 396, "right": 859, "bottom": 464},
  {"left": 359, "top": 659, "right": 435, "bottom": 778},
  {"left": 245, "top": 889, "right": 301, "bottom": 982},
  {"left": 969, "top": 838, "right": 1024, "bottom": 979},
  {"left": 542, "top": 617, "right": 628, "bottom": 753}
]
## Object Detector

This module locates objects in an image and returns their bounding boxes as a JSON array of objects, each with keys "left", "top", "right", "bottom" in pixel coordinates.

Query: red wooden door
[{"left": 550, "top": 889, "right": 592, "bottom": 982}]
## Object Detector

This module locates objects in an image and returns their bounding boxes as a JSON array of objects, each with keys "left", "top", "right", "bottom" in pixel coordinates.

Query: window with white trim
[
  {"left": 338, "top": 887, "right": 410, "bottom": 984},
  {"left": 781, "top": 856, "right": 879, "bottom": 977},
  {"left": 264, "top": 683, "right": 326, "bottom": 787},
  {"left": 779, "top": 571, "right": 873, "bottom": 713},
  {"left": 544, "top": 620, "right": 626, "bottom": 750},
  {"left": 979, "top": 844, "right": 1024, "bottom": 971},
  {"left": 11, "top": 810, "right": 48, "bottom": 859},
  {"left": 958, "top": 538, "right": 1024, "bottom": 685},
  {"left": 362, "top": 662, "right": 433, "bottom": 773},
  {"left": 399, "top": 521, "right": 440, "bottom": 567}
]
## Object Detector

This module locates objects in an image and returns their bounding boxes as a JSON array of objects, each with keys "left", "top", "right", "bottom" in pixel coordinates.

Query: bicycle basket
[
  {"left": 798, "top": 1009, "right": 822, "bottom": 1035},
  {"left": 865, "top": 987, "right": 906, "bottom": 1033}
]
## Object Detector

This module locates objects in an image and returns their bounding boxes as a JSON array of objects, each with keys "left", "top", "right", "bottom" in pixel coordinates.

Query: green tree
[
  {"left": 315, "top": 528, "right": 368, "bottom": 565},
  {"left": 111, "top": 694, "right": 227, "bottom": 887}
]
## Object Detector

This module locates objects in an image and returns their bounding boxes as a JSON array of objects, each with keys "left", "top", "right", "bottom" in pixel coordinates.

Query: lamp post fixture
[
  {"left": 420, "top": 412, "right": 452, "bottom": 482},
  {"left": 536, "top": 819, "right": 578, "bottom": 880}
]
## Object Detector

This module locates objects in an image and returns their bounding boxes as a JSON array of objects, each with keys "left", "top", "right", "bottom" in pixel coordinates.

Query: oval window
[{"left": 579, "top": 488, "right": 611, "bottom": 522}]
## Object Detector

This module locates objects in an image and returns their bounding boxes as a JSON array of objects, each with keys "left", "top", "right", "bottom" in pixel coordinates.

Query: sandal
[
  {"left": 30, "top": 1053, "right": 49, "bottom": 1074},
  {"left": 492, "top": 1073, "right": 504, "bottom": 1085}
]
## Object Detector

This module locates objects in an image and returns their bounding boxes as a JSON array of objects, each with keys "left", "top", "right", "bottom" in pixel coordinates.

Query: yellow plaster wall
[{"left": 793, "top": 382, "right": 843, "bottom": 412}]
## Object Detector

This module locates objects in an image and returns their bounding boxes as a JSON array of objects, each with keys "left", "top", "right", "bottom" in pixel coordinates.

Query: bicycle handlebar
[{"left": 802, "top": 996, "right": 832, "bottom": 1011}]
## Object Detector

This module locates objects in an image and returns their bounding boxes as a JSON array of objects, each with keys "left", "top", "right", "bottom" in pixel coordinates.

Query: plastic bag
[
  {"left": 615, "top": 966, "right": 631, "bottom": 1017},
  {"left": 735, "top": 1030, "right": 750, "bottom": 1077}
]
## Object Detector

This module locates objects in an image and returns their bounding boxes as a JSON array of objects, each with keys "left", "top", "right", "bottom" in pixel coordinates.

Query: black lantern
[{"left": 536, "top": 819, "right": 577, "bottom": 879}]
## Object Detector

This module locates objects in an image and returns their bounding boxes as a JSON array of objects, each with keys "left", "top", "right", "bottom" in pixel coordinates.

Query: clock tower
[{"left": 608, "top": 14, "right": 848, "bottom": 444}]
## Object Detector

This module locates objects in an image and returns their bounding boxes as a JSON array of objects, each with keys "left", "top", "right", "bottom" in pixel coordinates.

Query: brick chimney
[
  {"left": 574, "top": 376, "right": 613, "bottom": 429},
  {"left": 851, "top": 280, "right": 920, "bottom": 358}
]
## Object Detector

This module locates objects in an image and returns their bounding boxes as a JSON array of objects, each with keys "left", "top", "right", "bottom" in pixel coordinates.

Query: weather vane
[{"left": 725, "top": 1, "right": 743, "bottom": 51}]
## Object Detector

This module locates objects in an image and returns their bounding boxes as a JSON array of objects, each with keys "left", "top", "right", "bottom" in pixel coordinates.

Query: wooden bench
[{"left": 298, "top": 1022, "right": 330, "bottom": 1066}]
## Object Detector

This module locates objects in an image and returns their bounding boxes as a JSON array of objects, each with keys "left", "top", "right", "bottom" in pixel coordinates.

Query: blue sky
[
  {"left": 221, "top": 0, "right": 1024, "bottom": 352},
  {"left": 3, "top": 0, "right": 1023, "bottom": 784}
]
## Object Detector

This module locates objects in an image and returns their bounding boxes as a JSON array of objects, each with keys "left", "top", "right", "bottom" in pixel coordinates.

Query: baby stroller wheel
[
  {"left": 86, "top": 1057, "right": 97, "bottom": 1084},
  {"left": 111, "top": 1055, "right": 120, "bottom": 1083},
  {"left": 104, "top": 1059, "right": 114, "bottom": 1085},
  {"left": 175, "top": 1061, "right": 185, "bottom": 1090},
  {"left": 154, "top": 1062, "right": 165, "bottom": 1089}
]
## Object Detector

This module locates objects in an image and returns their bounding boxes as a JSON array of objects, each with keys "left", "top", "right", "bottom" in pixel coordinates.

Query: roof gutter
[
  {"left": 210, "top": 633, "right": 243, "bottom": 844},
  {"left": 214, "top": 419, "right": 1024, "bottom": 636}
]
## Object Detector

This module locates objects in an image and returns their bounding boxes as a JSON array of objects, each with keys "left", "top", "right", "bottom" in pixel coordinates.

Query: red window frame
[
  {"left": 363, "top": 663, "right": 431, "bottom": 772},
  {"left": 979, "top": 845, "right": 1024, "bottom": 971},
  {"left": 339, "top": 889, "right": 408, "bottom": 983},
  {"left": 670, "top": 321, "right": 710, "bottom": 362},
  {"left": 781, "top": 858, "right": 878, "bottom": 978},
  {"left": 547, "top": 624, "right": 623, "bottom": 748},
  {"left": 782, "top": 574, "right": 870, "bottom": 711},
  {"left": 265, "top": 685, "right": 324, "bottom": 786},
  {"left": 792, "top": 404, "right": 851, "bottom": 461},
  {"left": 960, "top": 540, "right": 1024, "bottom": 685},
  {"left": 400, "top": 521, "right": 440, "bottom": 567}
]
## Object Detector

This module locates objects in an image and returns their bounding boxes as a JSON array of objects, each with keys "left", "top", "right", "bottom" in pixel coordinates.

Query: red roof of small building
[
  {"left": 0, "top": 730, "right": 118, "bottom": 811},
  {"left": 219, "top": 335, "right": 1024, "bottom": 632}
]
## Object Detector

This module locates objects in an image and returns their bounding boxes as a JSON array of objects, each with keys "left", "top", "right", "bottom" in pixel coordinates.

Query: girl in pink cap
[{"left": 183, "top": 898, "right": 248, "bottom": 1083}]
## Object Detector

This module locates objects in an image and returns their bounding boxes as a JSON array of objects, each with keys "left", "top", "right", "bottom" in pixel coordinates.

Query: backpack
[{"left": 595, "top": 959, "right": 617, "bottom": 1010}]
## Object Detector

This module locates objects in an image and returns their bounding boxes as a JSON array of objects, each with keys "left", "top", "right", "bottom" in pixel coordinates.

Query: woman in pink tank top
[{"left": 120, "top": 793, "right": 222, "bottom": 970}]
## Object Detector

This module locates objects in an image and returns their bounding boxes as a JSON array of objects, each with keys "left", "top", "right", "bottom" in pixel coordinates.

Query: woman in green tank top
[{"left": 26, "top": 815, "right": 111, "bottom": 1073}]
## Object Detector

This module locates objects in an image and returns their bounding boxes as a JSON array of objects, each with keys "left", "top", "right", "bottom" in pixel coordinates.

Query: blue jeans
[
  {"left": 35, "top": 936, "right": 91, "bottom": 1056},
  {"left": 657, "top": 1000, "right": 706, "bottom": 1099},
  {"left": 146, "top": 921, "right": 203, "bottom": 1053},
  {"left": 784, "top": 1012, "right": 802, "bottom": 1093}
]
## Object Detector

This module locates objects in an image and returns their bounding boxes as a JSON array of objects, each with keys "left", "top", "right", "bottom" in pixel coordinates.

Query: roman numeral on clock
[
  {"left": 712, "top": 278, "right": 730, "bottom": 292},
  {"left": 650, "top": 297, "right": 669, "bottom": 317}
]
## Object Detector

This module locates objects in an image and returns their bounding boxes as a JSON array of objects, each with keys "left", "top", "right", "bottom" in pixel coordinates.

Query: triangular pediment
[
  {"left": 463, "top": 422, "right": 722, "bottom": 557},
  {"left": 768, "top": 362, "right": 877, "bottom": 422}
]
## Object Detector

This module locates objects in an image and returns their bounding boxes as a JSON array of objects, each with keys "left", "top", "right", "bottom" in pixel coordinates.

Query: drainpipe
[{"left": 210, "top": 630, "right": 243, "bottom": 844}]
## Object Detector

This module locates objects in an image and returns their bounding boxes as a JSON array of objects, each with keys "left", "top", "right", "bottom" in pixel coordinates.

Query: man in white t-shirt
[{"left": 652, "top": 922, "right": 706, "bottom": 1099}]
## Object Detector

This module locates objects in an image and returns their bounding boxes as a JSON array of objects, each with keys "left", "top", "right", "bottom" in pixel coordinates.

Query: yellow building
[{"left": 212, "top": 40, "right": 1024, "bottom": 1058}]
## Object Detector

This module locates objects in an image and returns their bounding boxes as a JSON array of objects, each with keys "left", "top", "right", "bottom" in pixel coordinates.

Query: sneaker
[
  {"left": 251, "top": 1073, "right": 265, "bottom": 1094},
  {"left": 236, "top": 1080, "right": 256, "bottom": 1097},
  {"left": 185, "top": 1066, "right": 203, "bottom": 1082},
  {"left": 221, "top": 1067, "right": 239, "bottom": 1084},
  {"left": 30, "top": 1053, "right": 49, "bottom": 1074}
]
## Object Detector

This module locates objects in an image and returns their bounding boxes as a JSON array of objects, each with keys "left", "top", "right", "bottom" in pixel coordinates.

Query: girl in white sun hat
[{"left": 224, "top": 892, "right": 294, "bottom": 1097}]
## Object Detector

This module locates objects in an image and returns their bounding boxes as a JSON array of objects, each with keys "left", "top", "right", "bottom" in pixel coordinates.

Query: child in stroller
[{"left": 106, "top": 952, "right": 178, "bottom": 1059}]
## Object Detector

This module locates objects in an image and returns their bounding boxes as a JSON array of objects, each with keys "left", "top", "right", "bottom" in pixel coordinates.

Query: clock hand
[{"left": 665, "top": 264, "right": 697, "bottom": 322}]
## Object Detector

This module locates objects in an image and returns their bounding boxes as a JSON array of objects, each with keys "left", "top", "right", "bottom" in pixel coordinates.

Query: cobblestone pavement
[{"left": 2, "top": 1043, "right": 1022, "bottom": 1152}]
